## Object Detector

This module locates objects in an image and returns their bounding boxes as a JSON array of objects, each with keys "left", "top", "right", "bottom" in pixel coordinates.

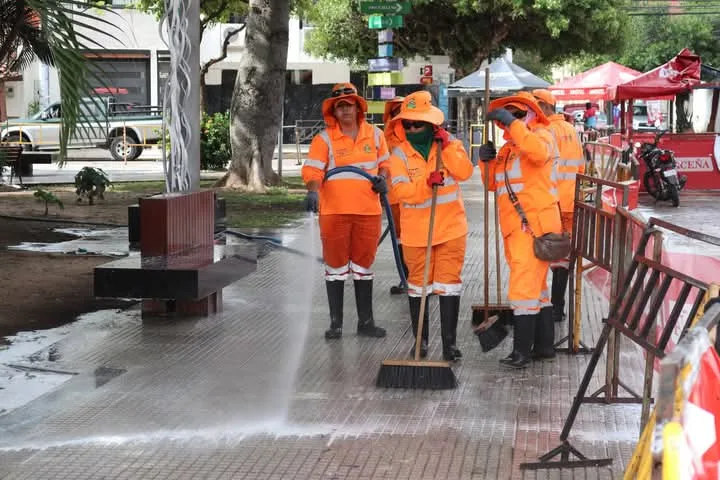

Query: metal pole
[{"left": 277, "top": 102, "right": 284, "bottom": 178}]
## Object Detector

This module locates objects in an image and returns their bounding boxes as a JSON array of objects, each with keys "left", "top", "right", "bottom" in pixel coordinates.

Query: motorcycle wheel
[
  {"left": 643, "top": 171, "right": 661, "bottom": 200},
  {"left": 669, "top": 184, "right": 680, "bottom": 207}
]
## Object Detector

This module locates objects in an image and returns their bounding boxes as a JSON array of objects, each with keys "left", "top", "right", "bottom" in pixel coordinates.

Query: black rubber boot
[
  {"left": 532, "top": 306, "right": 556, "bottom": 360},
  {"left": 408, "top": 296, "right": 428, "bottom": 358},
  {"left": 390, "top": 245, "right": 409, "bottom": 295},
  {"left": 354, "top": 280, "right": 386, "bottom": 338},
  {"left": 440, "top": 295, "right": 462, "bottom": 361},
  {"left": 551, "top": 268, "right": 569, "bottom": 323},
  {"left": 499, "top": 313, "right": 536, "bottom": 369},
  {"left": 324, "top": 280, "right": 344, "bottom": 339}
]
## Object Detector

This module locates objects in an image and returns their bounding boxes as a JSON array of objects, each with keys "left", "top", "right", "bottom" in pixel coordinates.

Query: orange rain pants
[
  {"left": 403, "top": 235, "right": 466, "bottom": 297},
  {"left": 503, "top": 228, "right": 553, "bottom": 315},
  {"left": 320, "top": 214, "right": 382, "bottom": 281}
]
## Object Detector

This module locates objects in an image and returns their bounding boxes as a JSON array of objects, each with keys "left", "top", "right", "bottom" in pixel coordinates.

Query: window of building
[
  {"left": 111, "top": 0, "right": 133, "bottom": 8},
  {"left": 286, "top": 70, "right": 312, "bottom": 85}
]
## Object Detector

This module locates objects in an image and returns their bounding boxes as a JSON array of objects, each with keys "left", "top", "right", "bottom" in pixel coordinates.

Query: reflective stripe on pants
[{"left": 403, "top": 235, "right": 466, "bottom": 297}]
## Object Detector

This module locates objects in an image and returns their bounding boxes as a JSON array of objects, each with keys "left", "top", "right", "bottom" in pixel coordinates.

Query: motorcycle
[{"left": 634, "top": 130, "right": 687, "bottom": 207}]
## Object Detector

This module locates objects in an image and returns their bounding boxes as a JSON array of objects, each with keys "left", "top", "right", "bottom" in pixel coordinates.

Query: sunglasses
[
  {"left": 510, "top": 109, "right": 528, "bottom": 119},
  {"left": 331, "top": 87, "right": 356, "bottom": 97},
  {"left": 402, "top": 120, "right": 427, "bottom": 129}
]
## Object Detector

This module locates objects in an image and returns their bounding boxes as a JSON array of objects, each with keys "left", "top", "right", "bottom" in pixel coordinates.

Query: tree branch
[
  {"left": 201, "top": 0, "right": 230, "bottom": 29},
  {"left": 200, "top": 25, "right": 245, "bottom": 76},
  {"left": 0, "top": 0, "right": 26, "bottom": 68}
]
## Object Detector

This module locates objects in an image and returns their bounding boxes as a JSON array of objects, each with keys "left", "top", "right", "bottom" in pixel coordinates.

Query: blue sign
[
  {"left": 368, "top": 57, "right": 404, "bottom": 73},
  {"left": 378, "top": 43, "right": 393, "bottom": 57},
  {"left": 438, "top": 83, "right": 449, "bottom": 121}
]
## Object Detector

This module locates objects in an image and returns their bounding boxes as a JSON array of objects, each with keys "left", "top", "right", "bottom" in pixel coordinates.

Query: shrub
[
  {"left": 34, "top": 189, "right": 64, "bottom": 215},
  {"left": 75, "top": 167, "right": 111, "bottom": 205},
  {"left": 201, "top": 111, "right": 231, "bottom": 171}
]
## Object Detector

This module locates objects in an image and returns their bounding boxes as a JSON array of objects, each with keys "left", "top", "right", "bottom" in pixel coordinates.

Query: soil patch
[{"left": 0, "top": 218, "right": 133, "bottom": 338}]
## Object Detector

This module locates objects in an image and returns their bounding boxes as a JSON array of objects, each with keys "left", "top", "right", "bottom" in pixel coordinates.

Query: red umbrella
[
  {"left": 611, "top": 48, "right": 702, "bottom": 101},
  {"left": 549, "top": 62, "right": 643, "bottom": 101}
]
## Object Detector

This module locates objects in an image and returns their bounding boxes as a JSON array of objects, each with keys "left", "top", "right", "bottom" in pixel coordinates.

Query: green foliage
[
  {"left": 134, "top": 0, "right": 248, "bottom": 25},
  {"left": 27, "top": 99, "right": 41, "bottom": 116},
  {"left": 570, "top": 14, "right": 720, "bottom": 73},
  {"left": 201, "top": 112, "right": 231, "bottom": 171},
  {"left": 33, "top": 189, "right": 64, "bottom": 216},
  {"left": 301, "top": 0, "right": 629, "bottom": 75},
  {"left": 74, "top": 167, "right": 111, "bottom": 205}
]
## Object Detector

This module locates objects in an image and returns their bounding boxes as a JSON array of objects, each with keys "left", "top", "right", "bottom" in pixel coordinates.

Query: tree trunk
[{"left": 218, "top": 0, "right": 289, "bottom": 191}]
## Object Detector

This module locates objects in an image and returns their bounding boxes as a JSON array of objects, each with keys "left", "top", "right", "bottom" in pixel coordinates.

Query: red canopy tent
[
  {"left": 549, "top": 61, "right": 642, "bottom": 101},
  {"left": 611, "top": 48, "right": 702, "bottom": 100}
]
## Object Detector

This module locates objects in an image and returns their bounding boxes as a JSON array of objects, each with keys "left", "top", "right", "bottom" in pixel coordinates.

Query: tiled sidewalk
[{"left": 0, "top": 172, "right": 647, "bottom": 479}]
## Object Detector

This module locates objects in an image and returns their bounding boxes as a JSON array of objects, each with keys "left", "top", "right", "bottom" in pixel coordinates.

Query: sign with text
[
  {"left": 368, "top": 15, "right": 404, "bottom": 29},
  {"left": 368, "top": 57, "right": 404, "bottom": 73},
  {"left": 423, "top": 65, "right": 433, "bottom": 77},
  {"left": 378, "top": 29, "right": 393, "bottom": 43},
  {"left": 380, "top": 87, "right": 397, "bottom": 99},
  {"left": 378, "top": 43, "right": 393, "bottom": 57},
  {"left": 360, "top": 1, "right": 411, "bottom": 15}
]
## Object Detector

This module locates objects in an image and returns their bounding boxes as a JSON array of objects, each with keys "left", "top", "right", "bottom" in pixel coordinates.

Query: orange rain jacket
[
  {"left": 302, "top": 118, "right": 390, "bottom": 216},
  {"left": 547, "top": 113, "right": 585, "bottom": 213},
  {"left": 387, "top": 123, "right": 474, "bottom": 248},
  {"left": 481, "top": 120, "right": 560, "bottom": 238}
]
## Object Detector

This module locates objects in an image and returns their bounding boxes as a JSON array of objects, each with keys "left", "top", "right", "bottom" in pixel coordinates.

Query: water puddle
[{"left": 8, "top": 227, "right": 129, "bottom": 257}]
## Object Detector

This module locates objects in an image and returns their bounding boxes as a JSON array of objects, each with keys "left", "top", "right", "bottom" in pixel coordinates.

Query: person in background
[
  {"left": 583, "top": 102, "right": 597, "bottom": 130},
  {"left": 477, "top": 91, "right": 561, "bottom": 368},
  {"left": 383, "top": 96, "right": 408, "bottom": 293},
  {"left": 613, "top": 103, "right": 621, "bottom": 128},
  {"left": 301, "top": 83, "right": 390, "bottom": 340},
  {"left": 533, "top": 89, "right": 585, "bottom": 337},
  {"left": 387, "top": 91, "right": 475, "bottom": 361}
]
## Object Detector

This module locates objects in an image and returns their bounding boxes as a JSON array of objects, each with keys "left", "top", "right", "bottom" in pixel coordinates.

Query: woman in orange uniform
[
  {"left": 387, "top": 91, "right": 475, "bottom": 360},
  {"left": 478, "top": 91, "right": 562, "bottom": 368},
  {"left": 302, "top": 83, "right": 390, "bottom": 340},
  {"left": 383, "top": 96, "right": 407, "bottom": 293}
]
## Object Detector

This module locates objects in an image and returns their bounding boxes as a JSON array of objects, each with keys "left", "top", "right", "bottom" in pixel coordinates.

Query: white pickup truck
[{"left": 0, "top": 96, "right": 164, "bottom": 161}]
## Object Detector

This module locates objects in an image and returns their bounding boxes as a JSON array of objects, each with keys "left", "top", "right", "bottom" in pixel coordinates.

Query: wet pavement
[{"left": 1, "top": 172, "right": 717, "bottom": 479}]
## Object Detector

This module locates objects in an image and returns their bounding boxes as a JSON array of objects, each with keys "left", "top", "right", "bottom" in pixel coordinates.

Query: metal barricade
[{"left": 584, "top": 141, "right": 636, "bottom": 183}]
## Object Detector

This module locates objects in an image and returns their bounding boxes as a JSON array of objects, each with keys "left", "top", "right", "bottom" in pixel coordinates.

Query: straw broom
[{"left": 376, "top": 140, "right": 457, "bottom": 390}]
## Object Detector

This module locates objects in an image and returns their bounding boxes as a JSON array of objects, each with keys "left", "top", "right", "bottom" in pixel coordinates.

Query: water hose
[{"left": 324, "top": 166, "right": 408, "bottom": 289}]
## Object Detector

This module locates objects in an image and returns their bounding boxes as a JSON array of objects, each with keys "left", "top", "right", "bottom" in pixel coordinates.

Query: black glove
[
  {"left": 486, "top": 108, "right": 516, "bottom": 127},
  {"left": 478, "top": 141, "right": 496, "bottom": 162},
  {"left": 303, "top": 191, "right": 318, "bottom": 213},
  {"left": 371, "top": 175, "right": 388, "bottom": 195}
]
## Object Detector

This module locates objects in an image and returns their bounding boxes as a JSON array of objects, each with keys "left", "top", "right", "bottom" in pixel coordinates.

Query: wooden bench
[{"left": 0, "top": 147, "right": 55, "bottom": 185}]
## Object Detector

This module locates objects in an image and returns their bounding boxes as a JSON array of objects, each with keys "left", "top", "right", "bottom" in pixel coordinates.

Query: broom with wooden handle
[{"left": 376, "top": 139, "right": 456, "bottom": 390}]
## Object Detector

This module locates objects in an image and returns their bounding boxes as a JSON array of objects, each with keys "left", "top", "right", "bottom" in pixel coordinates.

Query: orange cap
[
  {"left": 321, "top": 83, "right": 368, "bottom": 118},
  {"left": 532, "top": 89, "right": 556, "bottom": 107},
  {"left": 393, "top": 91, "right": 444, "bottom": 126}
]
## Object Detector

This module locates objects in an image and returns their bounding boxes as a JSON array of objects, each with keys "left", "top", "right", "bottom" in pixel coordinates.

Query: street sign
[
  {"left": 368, "top": 15, "right": 404, "bottom": 29},
  {"left": 368, "top": 57, "right": 404, "bottom": 72},
  {"left": 420, "top": 75, "right": 433, "bottom": 85},
  {"left": 423, "top": 65, "right": 433, "bottom": 77},
  {"left": 368, "top": 71, "right": 403, "bottom": 86},
  {"left": 378, "top": 29, "right": 393, "bottom": 43},
  {"left": 379, "top": 87, "right": 397, "bottom": 100},
  {"left": 360, "top": 1, "right": 411, "bottom": 15},
  {"left": 378, "top": 43, "right": 393, "bottom": 57}
]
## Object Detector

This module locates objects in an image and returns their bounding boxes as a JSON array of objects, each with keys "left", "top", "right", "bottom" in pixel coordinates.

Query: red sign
[
  {"left": 686, "top": 347, "right": 720, "bottom": 479},
  {"left": 423, "top": 65, "right": 433, "bottom": 77},
  {"left": 420, "top": 75, "right": 433, "bottom": 85}
]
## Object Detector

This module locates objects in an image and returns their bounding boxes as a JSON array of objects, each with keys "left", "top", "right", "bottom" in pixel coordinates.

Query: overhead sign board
[
  {"left": 360, "top": 1, "right": 411, "bottom": 15},
  {"left": 368, "top": 15, "right": 404, "bottom": 29}
]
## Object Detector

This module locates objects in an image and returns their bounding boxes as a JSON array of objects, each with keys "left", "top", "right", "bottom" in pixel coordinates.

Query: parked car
[{"left": 0, "top": 96, "right": 163, "bottom": 161}]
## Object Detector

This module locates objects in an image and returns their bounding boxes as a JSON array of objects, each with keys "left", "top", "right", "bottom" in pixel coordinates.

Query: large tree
[
  {"left": 135, "top": 0, "right": 249, "bottom": 112},
  {"left": 215, "top": 0, "right": 290, "bottom": 190},
  {"left": 303, "top": 0, "right": 629, "bottom": 77}
]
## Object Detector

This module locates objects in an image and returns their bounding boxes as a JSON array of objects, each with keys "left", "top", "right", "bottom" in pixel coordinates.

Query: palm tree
[{"left": 0, "top": 0, "right": 120, "bottom": 160}]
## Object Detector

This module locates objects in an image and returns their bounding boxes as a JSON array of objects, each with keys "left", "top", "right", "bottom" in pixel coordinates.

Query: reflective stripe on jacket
[
  {"left": 384, "top": 118, "right": 404, "bottom": 205},
  {"left": 480, "top": 119, "right": 560, "bottom": 238},
  {"left": 548, "top": 114, "right": 585, "bottom": 213},
  {"left": 301, "top": 121, "right": 390, "bottom": 215},
  {"left": 388, "top": 135, "right": 474, "bottom": 248}
]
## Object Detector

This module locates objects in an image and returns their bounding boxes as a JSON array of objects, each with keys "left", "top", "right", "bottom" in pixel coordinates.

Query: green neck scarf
[{"left": 405, "top": 126, "right": 434, "bottom": 160}]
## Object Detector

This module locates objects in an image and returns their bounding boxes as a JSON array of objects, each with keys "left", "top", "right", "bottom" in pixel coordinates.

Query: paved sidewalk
[{"left": 0, "top": 172, "right": 646, "bottom": 479}]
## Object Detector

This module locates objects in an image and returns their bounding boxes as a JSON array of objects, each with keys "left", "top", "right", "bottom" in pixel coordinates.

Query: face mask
[{"left": 524, "top": 110, "right": 536, "bottom": 125}]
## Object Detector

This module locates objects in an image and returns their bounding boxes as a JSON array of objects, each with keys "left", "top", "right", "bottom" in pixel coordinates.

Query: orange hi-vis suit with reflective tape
[
  {"left": 302, "top": 120, "right": 390, "bottom": 281},
  {"left": 388, "top": 124, "right": 474, "bottom": 298},
  {"left": 547, "top": 113, "right": 585, "bottom": 270},
  {"left": 383, "top": 99, "right": 405, "bottom": 239},
  {"left": 480, "top": 120, "right": 562, "bottom": 316}
]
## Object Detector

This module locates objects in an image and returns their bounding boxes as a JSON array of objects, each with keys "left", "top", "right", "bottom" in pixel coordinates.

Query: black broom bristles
[{"left": 375, "top": 361, "right": 457, "bottom": 390}]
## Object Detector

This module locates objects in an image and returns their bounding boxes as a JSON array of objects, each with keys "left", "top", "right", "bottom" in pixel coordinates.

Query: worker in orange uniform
[
  {"left": 387, "top": 91, "right": 475, "bottom": 361},
  {"left": 302, "top": 83, "right": 390, "bottom": 340},
  {"left": 478, "top": 91, "right": 562, "bottom": 368},
  {"left": 532, "top": 89, "right": 585, "bottom": 325},
  {"left": 383, "top": 96, "right": 408, "bottom": 293}
]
